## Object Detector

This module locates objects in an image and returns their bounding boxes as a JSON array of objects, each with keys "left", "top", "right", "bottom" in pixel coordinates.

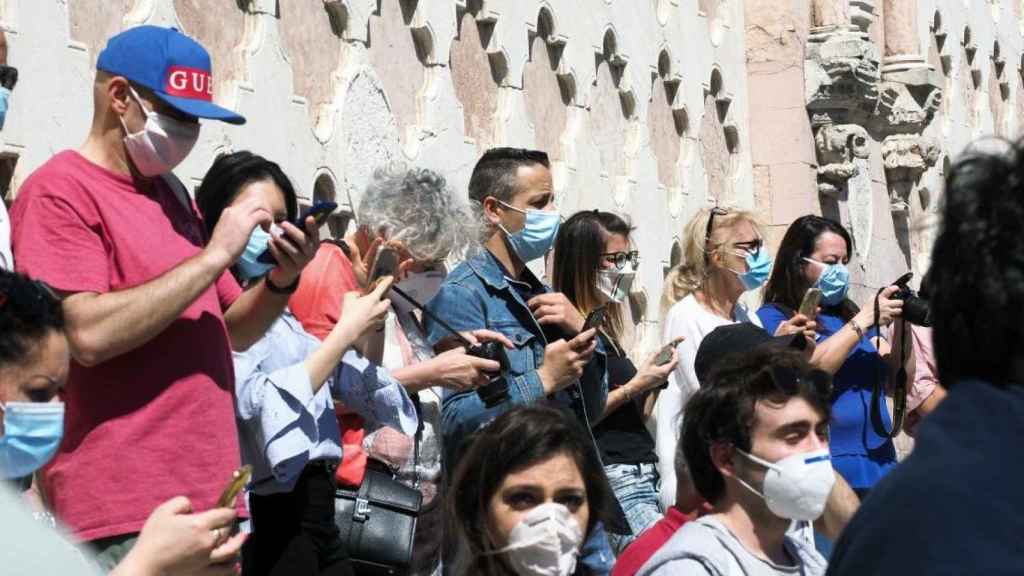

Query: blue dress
[{"left": 758, "top": 305, "right": 896, "bottom": 490}]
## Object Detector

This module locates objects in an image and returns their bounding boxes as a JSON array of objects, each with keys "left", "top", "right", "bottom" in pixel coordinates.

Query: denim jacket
[{"left": 424, "top": 250, "right": 609, "bottom": 460}]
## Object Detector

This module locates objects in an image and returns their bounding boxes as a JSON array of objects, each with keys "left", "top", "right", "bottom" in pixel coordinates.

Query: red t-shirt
[
  {"left": 612, "top": 506, "right": 695, "bottom": 576},
  {"left": 11, "top": 150, "right": 242, "bottom": 541}
]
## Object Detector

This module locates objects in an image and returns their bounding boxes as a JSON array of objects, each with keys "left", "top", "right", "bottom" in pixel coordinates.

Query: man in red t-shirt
[{"left": 10, "top": 26, "right": 316, "bottom": 568}]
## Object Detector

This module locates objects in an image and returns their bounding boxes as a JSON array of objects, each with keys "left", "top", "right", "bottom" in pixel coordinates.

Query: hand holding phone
[
  {"left": 257, "top": 201, "right": 338, "bottom": 264},
  {"left": 799, "top": 288, "right": 822, "bottom": 319},
  {"left": 216, "top": 465, "right": 252, "bottom": 509},
  {"left": 366, "top": 246, "right": 400, "bottom": 294},
  {"left": 582, "top": 306, "right": 606, "bottom": 332}
]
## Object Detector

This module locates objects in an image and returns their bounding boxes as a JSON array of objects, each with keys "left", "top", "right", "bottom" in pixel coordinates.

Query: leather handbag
[
  {"left": 334, "top": 466, "right": 422, "bottom": 575},
  {"left": 335, "top": 393, "right": 425, "bottom": 575}
]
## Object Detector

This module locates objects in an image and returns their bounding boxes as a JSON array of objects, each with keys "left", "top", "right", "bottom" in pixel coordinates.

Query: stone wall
[{"left": 0, "top": 0, "right": 1019, "bottom": 350}]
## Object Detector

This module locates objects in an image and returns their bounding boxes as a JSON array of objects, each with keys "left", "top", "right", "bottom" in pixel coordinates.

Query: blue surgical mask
[
  {"left": 805, "top": 257, "right": 849, "bottom": 305},
  {"left": 731, "top": 248, "right": 773, "bottom": 291},
  {"left": 0, "top": 401, "right": 65, "bottom": 479},
  {"left": 0, "top": 87, "right": 10, "bottom": 130},
  {"left": 497, "top": 201, "right": 561, "bottom": 264},
  {"left": 237, "top": 226, "right": 275, "bottom": 281}
]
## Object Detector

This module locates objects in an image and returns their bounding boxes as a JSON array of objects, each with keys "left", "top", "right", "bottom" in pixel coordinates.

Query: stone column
[{"left": 882, "top": 0, "right": 918, "bottom": 65}]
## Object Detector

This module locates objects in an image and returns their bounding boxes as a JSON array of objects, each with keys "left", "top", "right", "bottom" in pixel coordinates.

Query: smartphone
[
  {"left": 216, "top": 464, "right": 252, "bottom": 509},
  {"left": 654, "top": 343, "right": 675, "bottom": 366},
  {"left": 257, "top": 202, "right": 338, "bottom": 264},
  {"left": 582, "top": 306, "right": 606, "bottom": 332},
  {"left": 367, "top": 246, "right": 400, "bottom": 292},
  {"left": 799, "top": 288, "right": 822, "bottom": 319}
]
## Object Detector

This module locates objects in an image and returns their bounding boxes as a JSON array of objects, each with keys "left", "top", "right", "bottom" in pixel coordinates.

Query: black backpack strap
[{"left": 160, "top": 173, "right": 195, "bottom": 218}]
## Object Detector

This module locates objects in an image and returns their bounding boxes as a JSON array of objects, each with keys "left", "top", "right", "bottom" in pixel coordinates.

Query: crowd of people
[{"left": 0, "top": 24, "right": 1019, "bottom": 576}]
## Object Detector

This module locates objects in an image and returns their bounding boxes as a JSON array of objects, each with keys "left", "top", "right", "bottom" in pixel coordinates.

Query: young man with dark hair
[
  {"left": 827, "top": 142, "right": 1024, "bottom": 574},
  {"left": 424, "top": 147, "right": 611, "bottom": 570},
  {"left": 639, "top": 347, "right": 832, "bottom": 575}
]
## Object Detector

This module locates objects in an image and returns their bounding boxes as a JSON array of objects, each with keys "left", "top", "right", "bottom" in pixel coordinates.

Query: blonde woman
[{"left": 654, "top": 207, "right": 771, "bottom": 509}]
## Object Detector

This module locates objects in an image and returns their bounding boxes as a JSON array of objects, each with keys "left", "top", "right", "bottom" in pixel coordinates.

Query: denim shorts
[{"left": 604, "top": 462, "right": 662, "bottom": 554}]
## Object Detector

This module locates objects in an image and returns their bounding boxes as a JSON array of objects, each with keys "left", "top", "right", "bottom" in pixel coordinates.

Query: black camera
[
  {"left": 467, "top": 340, "right": 511, "bottom": 407},
  {"left": 0, "top": 65, "right": 18, "bottom": 91},
  {"left": 891, "top": 273, "right": 932, "bottom": 327}
]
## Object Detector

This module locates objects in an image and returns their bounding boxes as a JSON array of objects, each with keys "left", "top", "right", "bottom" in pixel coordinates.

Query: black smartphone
[
  {"left": 257, "top": 201, "right": 338, "bottom": 264},
  {"left": 582, "top": 306, "right": 606, "bottom": 332},
  {"left": 367, "top": 246, "right": 400, "bottom": 292}
]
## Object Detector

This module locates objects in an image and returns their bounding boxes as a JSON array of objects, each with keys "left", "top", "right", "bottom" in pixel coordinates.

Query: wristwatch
[{"left": 265, "top": 273, "right": 300, "bottom": 295}]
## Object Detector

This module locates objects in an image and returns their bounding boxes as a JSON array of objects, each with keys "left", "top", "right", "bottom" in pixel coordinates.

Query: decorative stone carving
[
  {"left": 700, "top": 70, "right": 738, "bottom": 205},
  {"left": 873, "top": 71, "right": 942, "bottom": 134},
  {"left": 848, "top": 0, "right": 877, "bottom": 33},
  {"left": 882, "top": 134, "right": 940, "bottom": 213},
  {"left": 814, "top": 123, "right": 870, "bottom": 196},
  {"left": 805, "top": 25, "right": 881, "bottom": 125}
]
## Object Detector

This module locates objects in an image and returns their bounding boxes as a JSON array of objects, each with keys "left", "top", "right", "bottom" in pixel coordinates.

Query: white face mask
[
  {"left": 485, "top": 502, "right": 584, "bottom": 576},
  {"left": 120, "top": 87, "right": 200, "bottom": 176},
  {"left": 392, "top": 267, "right": 447, "bottom": 318},
  {"left": 734, "top": 447, "right": 835, "bottom": 521},
  {"left": 597, "top": 264, "right": 636, "bottom": 304}
]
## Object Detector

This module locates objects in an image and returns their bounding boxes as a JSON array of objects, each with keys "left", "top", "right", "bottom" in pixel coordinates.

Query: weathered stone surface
[
  {"left": 882, "top": 134, "right": 939, "bottom": 213},
  {"left": 699, "top": 88, "right": 735, "bottom": 205},
  {"left": 589, "top": 60, "right": 629, "bottom": 186},
  {"left": 814, "top": 123, "right": 870, "bottom": 196},
  {"left": 367, "top": 0, "right": 426, "bottom": 147},
  {"left": 174, "top": 0, "right": 246, "bottom": 107},
  {"left": 278, "top": 0, "right": 345, "bottom": 129},
  {"left": 805, "top": 26, "right": 881, "bottom": 123},
  {"left": 648, "top": 75, "right": 683, "bottom": 190},
  {"left": 450, "top": 11, "right": 499, "bottom": 152},
  {"left": 882, "top": 0, "right": 917, "bottom": 57},
  {"left": 69, "top": 1, "right": 135, "bottom": 67},
  {"left": 522, "top": 35, "right": 568, "bottom": 161}
]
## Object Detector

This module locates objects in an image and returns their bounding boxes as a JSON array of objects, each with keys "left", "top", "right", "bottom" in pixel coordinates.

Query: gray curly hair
[{"left": 357, "top": 162, "right": 477, "bottom": 261}]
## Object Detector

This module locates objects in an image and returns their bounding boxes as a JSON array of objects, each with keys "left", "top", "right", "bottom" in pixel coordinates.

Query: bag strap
[
  {"left": 870, "top": 291, "right": 908, "bottom": 439},
  {"left": 160, "top": 173, "right": 194, "bottom": 217}
]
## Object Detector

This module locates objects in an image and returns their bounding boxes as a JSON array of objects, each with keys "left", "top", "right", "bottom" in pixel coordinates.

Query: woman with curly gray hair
[{"left": 334, "top": 162, "right": 513, "bottom": 575}]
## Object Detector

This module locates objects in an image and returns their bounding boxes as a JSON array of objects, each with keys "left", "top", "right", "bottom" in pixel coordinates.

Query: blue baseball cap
[{"left": 97, "top": 25, "right": 245, "bottom": 125}]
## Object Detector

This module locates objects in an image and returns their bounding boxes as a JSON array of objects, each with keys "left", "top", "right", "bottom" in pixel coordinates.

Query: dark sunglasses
[
  {"left": 600, "top": 250, "right": 640, "bottom": 270},
  {"left": 704, "top": 207, "right": 729, "bottom": 262}
]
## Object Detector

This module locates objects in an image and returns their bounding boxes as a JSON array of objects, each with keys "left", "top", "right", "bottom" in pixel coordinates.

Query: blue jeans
[
  {"left": 604, "top": 462, "right": 663, "bottom": 554},
  {"left": 579, "top": 522, "right": 615, "bottom": 575}
]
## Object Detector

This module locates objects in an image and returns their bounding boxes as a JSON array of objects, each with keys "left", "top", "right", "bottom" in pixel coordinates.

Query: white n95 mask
[
  {"left": 735, "top": 447, "right": 835, "bottom": 521},
  {"left": 484, "top": 502, "right": 584, "bottom": 576}
]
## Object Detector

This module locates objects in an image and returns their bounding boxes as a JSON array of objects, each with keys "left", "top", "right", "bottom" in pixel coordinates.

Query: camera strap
[
  {"left": 389, "top": 285, "right": 475, "bottom": 348},
  {"left": 870, "top": 289, "right": 908, "bottom": 439}
]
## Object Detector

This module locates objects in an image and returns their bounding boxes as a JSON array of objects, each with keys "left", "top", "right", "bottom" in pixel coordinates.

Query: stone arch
[
  {"left": 523, "top": 5, "right": 574, "bottom": 161},
  {"left": 700, "top": 67, "right": 739, "bottom": 204},
  {"left": 450, "top": 1, "right": 506, "bottom": 152},
  {"left": 648, "top": 47, "right": 692, "bottom": 217},
  {"left": 960, "top": 26, "right": 981, "bottom": 131},
  {"left": 312, "top": 169, "right": 352, "bottom": 238}
]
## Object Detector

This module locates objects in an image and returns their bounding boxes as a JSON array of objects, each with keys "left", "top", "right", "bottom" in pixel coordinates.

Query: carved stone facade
[{"left": 1, "top": 0, "right": 1019, "bottom": 348}]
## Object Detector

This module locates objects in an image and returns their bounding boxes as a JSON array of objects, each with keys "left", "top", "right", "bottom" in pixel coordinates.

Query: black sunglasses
[
  {"left": 704, "top": 207, "right": 729, "bottom": 263},
  {"left": 600, "top": 250, "right": 640, "bottom": 270}
]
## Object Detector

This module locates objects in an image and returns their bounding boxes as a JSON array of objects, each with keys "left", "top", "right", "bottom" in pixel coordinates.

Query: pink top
[
  {"left": 11, "top": 150, "right": 242, "bottom": 541},
  {"left": 908, "top": 325, "right": 939, "bottom": 413}
]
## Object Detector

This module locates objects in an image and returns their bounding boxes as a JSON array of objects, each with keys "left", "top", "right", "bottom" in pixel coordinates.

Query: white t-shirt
[
  {"left": 0, "top": 199, "right": 12, "bottom": 270},
  {"left": 654, "top": 294, "right": 752, "bottom": 509}
]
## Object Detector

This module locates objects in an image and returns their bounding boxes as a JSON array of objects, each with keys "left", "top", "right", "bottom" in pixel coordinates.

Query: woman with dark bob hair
[
  {"left": 450, "top": 405, "right": 612, "bottom": 576},
  {"left": 197, "top": 151, "right": 418, "bottom": 576},
  {"left": 757, "top": 215, "right": 904, "bottom": 497}
]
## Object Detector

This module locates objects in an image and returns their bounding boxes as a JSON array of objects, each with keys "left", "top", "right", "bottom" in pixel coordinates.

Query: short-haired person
[
  {"left": 295, "top": 162, "right": 514, "bottom": 575},
  {"left": 9, "top": 26, "right": 317, "bottom": 566},
  {"left": 196, "top": 152, "right": 416, "bottom": 575},
  {"left": 656, "top": 207, "right": 782, "bottom": 509},
  {"left": 827, "top": 140, "right": 1024, "bottom": 574},
  {"left": 0, "top": 270, "right": 245, "bottom": 576},
  {"left": 550, "top": 210, "right": 680, "bottom": 553},
  {"left": 424, "top": 147, "right": 610, "bottom": 571},
  {"left": 450, "top": 405, "right": 613, "bottom": 576},
  {"left": 639, "top": 348, "right": 833, "bottom": 575},
  {"left": 757, "top": 216, "right": 903, "bottom": 496}
]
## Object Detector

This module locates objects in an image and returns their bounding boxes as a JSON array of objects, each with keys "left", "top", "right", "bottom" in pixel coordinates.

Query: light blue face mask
[
  {"left": 0, "top": 87, "right": 10, "bottom": 130},
  {"left": 497, "top": 201, "right": 561, "bottom": 264},
  {"left": 237, "top": 225, "right": 276, "bottom": 281},
  {"left": 805, "top": 257, "right": 850, "bottom": 305},
  {"left": 0, "top": 401, "right": 65, "bottom": 480},
  {"left": 732, "top": 248, "right": 773, "bottom": 291}
]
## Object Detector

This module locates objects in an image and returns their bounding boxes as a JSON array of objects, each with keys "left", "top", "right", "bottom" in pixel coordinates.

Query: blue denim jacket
[{"left": 424, "top": 250, "right": 609, "bottom": 460}]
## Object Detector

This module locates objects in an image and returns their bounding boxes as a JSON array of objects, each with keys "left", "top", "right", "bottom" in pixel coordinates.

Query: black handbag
[{"left": 335, "top": 396, "right": 425, "bottom": 575}]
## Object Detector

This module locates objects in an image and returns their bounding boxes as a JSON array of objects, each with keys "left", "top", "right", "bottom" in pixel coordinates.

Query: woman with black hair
[
  {"left": 450, "top": 405, "right": 613, "bottom": 576},
  {"left": 757, "top": 215, "right": 904, "bottom": 496},
  {"left": 550, "top": 210, "right": 679, "bottom": 553},
  {"left": 196, "top": 151, "right": 419, "bottom": 576}
]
